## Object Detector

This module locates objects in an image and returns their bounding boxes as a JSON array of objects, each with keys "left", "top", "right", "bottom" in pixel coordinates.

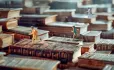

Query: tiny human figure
[
  {"left": 72, "top": 26, "right": 79, "bottom": 40},
  {"left": 29, "top": 26, "right": 39, "bottom": 44},
  {"left": 86, "top": 8, "right": 92, "bottom": 18}
]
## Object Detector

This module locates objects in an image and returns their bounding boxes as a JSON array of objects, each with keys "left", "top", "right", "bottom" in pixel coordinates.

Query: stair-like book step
[
  {"left": 72, "top": 14, "right": 96, "bottom": 23},
  {"left": 46, "top": 22, "right": 89, "bottom": 35},
  {"left": 81, "top": 31, "right": 101, "bottom": 43},
  {"left": 92, "top": 0, "right": 112, "bottom": 4},
  {"left": 95, "top": 13, "right": 114, "bottom": 21},
  {"left": 43, "top": 9, "right": 76, "bottom": 22},
  {"left": 95, "top": 39, "right": 114, "bottom": 51},
  {"left": 49, "top": 1, "right": 78, "bottom": 9},
  {"left": 21, "top": 6, "right": 50, "bottom": 14},
  {"left": 101, "top": 29, "right": 114, "bottom": 39},
  {"left": 96, "top": 7, "right": 111, "bottom": 13},
  {"left": 18, "top": 14, "right": 57, "bottom": 26},
  {"left": 75, "top": 7, "right": 96, "bottom": 14},
  {"left": 89, "top": 20, "right": 112, "bottom": 31},
  {"left": 81, "top": 42, "right": 95, "bottom": 54},
  {"left": 78, "top": 53, "right": 114, "bottom": 69}
]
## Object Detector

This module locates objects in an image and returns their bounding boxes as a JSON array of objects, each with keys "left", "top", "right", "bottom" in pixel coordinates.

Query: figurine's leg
[
  {"left": 32, "top": 37, "right": 35, "bottom": 44},
  {"left": 73, "top": 33, "right": 76, "bottom": 40},
  {"left": 36, "top": 35, "right": 40, "bottom": 42},
  {"left": 88, "top": 13, "right": 90, "bottom": 18},
  {"left": 75, "top": 33, "right": 78, "bottom": 39},
  {"left": 88, "top": 13, "right": 92, "bottom": 18},
  {"left": 35, "top": 35, "right": 41, "bottom": 43}
]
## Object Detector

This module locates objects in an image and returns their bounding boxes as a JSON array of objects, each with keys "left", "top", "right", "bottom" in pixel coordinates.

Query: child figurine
[{"left": 29, "top": 26, "right": 39, "bottom": 44}]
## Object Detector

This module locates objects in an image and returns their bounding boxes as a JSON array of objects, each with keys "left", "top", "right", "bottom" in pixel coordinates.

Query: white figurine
[{"left": 86, "top": 8, "right": 92, "bottom": 18}]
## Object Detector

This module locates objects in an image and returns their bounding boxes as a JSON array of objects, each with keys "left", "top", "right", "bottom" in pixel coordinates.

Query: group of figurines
[
  {"left": 29, "top": 26, "right": 79, "bottom": 44},
  {"left": 29, "top": 8, "right": 92, "bottom": 44}
]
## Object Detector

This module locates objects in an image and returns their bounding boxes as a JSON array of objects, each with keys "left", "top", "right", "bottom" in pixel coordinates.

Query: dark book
[{"left": 0, "top": 0, "right": 23, "bottom": 8}]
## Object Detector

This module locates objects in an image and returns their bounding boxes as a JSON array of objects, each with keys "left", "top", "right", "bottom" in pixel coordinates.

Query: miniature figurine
[
  {"left": 29, "top": 26, "right": 39, "bottom": 44},
  {"left": 86, "top": 8, "right": 92, "bottom": 18},
  {"left": 72, "top": 26, "right": 79, "bottom": 40}
]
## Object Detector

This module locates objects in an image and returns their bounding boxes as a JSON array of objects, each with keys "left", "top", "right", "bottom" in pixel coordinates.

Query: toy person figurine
[
  {"left": 86, "top": 8, "right": 92, "bottom": 18},
  {"left": 72, "top": 26, "right": 79, "bottom": 40},
  {"left": 29, "top": 26, "right": 39, "bottom": 44}
]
